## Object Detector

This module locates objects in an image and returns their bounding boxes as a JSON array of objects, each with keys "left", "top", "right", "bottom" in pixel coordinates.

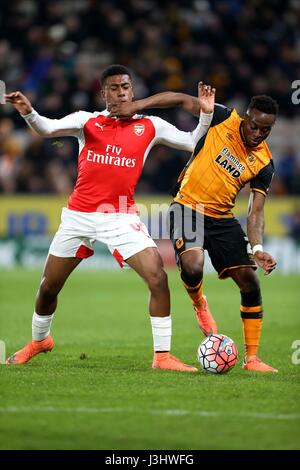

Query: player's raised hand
[
  {"left": 109, "top": 101, "right": 137, "bottom": 118},
  {"left": 198, "top": 82, "right": 215, "bottom": 114},
  {"left": 4, "top": 91, "right": 32, "bottom": 115},
  {"left": 254, "top": 250, "right": 277, "bottom": 275}
]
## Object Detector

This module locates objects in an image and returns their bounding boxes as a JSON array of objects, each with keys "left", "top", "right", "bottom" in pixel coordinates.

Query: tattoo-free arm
[
  {"left": 109, "top": 82, "right": 215, "bottom": 118},
  {"left": 247, "top": 191, "right": 265, "bottom": 246},
  {"left": 133, "top": 92, "right": 200, "bottom": 116},
  {"left": 247, "top": 191, "right": 277, "bottom": 274},
  {"left": 5, "top": 91, "right": 83, "bottom": 137}
]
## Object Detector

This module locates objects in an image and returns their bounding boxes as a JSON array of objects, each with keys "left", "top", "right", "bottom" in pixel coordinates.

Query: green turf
[{"left": 0, "top": 268, "right": 299, "bottom": 450}]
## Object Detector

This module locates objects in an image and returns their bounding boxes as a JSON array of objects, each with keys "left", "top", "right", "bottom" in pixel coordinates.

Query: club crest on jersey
[
  {"left": 175, "top": 238, "right": 184, "bottom": 250},
  {"left": 247, "top": 153, "right": 256, "bottom": 164},
  {"left": 133, "top": 124, "right": 145, "bottom": 136}
]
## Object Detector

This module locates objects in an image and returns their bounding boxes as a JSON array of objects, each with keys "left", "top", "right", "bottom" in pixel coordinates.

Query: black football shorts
[{"left": 167, "top": 202, "right": 257, "bottom": 278}]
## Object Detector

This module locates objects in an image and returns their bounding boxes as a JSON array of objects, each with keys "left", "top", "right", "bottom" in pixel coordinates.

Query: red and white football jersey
[{"left": 23, "top": 109, "right": 212, "bottom": 213}]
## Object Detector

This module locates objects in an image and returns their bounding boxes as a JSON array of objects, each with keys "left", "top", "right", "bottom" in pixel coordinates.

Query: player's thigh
[
  {"left": 41, "top": 254, "right": 82, "bottom": 291},
  {"left": 229, "top": 266, "right": 260, "bottom": 292},
  {"left": 49, "top": 207, "right": 96, "bottom": 259},
  {"left": 180, "top": 248, "right": 205, "bottom": 274},
  {"left": 167, "top": 202, "right": 204, "bottom": 269},
  {"left": 205, "top": 218, "right": 256, "bottom": 279},
  {"left": 126, "top": 247, "right": 165, "bottom": 283},
  {"left": 105, "top": 214, "right": 157, "bottom": 268}
]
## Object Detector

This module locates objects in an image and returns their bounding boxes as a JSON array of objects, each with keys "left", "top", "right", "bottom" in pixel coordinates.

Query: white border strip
[{"left": 0, "top": 406, "right": 299, "bottom": 421}]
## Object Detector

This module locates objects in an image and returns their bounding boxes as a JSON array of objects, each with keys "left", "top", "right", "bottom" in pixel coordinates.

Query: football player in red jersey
[{"left": 5, "top": 65, "right": 215, "bottom": 371}]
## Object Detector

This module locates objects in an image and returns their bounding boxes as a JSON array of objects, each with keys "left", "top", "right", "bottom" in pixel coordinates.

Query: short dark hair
[
  {"left": 100, "top": 64, "right": 132, "bottom": 88},
  {"left": 248, "top": 94, "right": 279, "bottom": 115}
]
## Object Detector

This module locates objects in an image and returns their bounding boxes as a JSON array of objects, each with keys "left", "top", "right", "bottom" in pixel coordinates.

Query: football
[{"left": 197, "top": 334, "right": 238, "bottom": 374}]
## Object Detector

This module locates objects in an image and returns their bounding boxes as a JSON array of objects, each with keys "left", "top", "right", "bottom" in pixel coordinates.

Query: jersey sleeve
[
  {"left": 211, "top": 103, "right": 233, "bottom": 127},
  {"left": 250, "top": 160, "right": 274, "bottom": 196},
  {"left": 149, "top": 111, "right": 213, "bottom": 152},
  {"left": 22, "top": 109, "right": 92, "bottom": 137}
]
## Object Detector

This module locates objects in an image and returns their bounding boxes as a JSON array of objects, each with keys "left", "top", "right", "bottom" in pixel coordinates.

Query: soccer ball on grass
[{"left": 197, "top": 334, "right": 238, "bottom": 374}]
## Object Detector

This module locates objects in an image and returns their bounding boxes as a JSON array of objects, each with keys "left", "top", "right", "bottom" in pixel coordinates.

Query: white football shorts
[{"left": 49, "top": 207, "right": 156, "bottom": 267}]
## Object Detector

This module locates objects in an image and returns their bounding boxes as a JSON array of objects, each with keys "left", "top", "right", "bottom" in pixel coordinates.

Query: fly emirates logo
[{"left": 86, "top": 144, "right": 136, "bottom": 168}]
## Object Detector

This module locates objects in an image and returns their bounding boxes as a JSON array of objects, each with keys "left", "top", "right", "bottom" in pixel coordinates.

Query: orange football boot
[
  {"left": 6, "top": 336, "right": 54, "bottom": 365},
  {"left": 152, "top": 352, "right": 198, "bottom": 372},
  {"left": 242, "top": 356, "right": 278, "bottom": 373},
  {"left": 194, "top": 295, "right": 218, "bottom": 336}
]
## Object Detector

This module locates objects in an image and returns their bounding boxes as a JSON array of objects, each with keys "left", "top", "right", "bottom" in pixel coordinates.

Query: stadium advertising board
[{"left": 0, "top": 196, "right": 300, "bottom": 271}]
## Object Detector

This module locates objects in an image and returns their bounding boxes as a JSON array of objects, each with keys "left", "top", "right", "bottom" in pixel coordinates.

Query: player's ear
[{"left": 244, "top": 109, "right": 250, "bottom": 119}]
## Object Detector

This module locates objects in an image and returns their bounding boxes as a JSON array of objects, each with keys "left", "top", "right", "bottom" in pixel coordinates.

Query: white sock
[
  {"left": 32, "top": 312, "right": 54, "bottom": 341},
  {"left": 150, "top": 315, "right": 172, "bottom": 352}
]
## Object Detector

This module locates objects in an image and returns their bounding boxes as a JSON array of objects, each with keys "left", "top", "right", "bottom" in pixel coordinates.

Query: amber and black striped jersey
[{"left": 174, "top": 104, "right": 274, "bottom": 218}]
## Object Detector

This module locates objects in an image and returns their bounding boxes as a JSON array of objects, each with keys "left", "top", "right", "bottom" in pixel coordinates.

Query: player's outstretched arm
[
  {"left": 147, "top": 83, "right": 215, "bottom": 152},
  {"left": 5, "top": 91, "right": 81, "bottom": 138},
  {"left": 109, "top": 92, "right": 195, "bottom": 117},
  {"left": 109, "top": 82, "right": 215, "bottom": 118},
  {"left": 247, "top": 191, "right": 277, "bottom": 275}
]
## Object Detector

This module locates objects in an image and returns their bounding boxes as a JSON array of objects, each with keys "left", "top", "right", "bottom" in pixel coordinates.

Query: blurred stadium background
[
  {"left": 0, "top": 0, "right": 300, "bottom": 271},
  {"left": 1, "top": 0, "right": 300, "bottom": 452}
]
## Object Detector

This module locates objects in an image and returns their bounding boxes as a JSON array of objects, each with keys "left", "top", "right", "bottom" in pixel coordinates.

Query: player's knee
[
  {"left": 147, "top": 268, "right": 168, "bottom": 293},
  {"left": 180, "top": 263, "right": 203, "bottom": 287},
  {"left": 239, "top": 273, "right": 260, "bottom": 294},
  {"left": 38, "top": 277, "right": 62, "bottom": 301},
  {"left": 240, "top": 273, "right": 262, "bottom": 306},
  {"left": 233, "top": 268, "right": 260, "bottom": 293}
]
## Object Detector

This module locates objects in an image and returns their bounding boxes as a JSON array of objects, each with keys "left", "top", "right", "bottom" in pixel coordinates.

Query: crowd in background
[{"left": 0, "top": 0, "right": 299, "bottom": 196}]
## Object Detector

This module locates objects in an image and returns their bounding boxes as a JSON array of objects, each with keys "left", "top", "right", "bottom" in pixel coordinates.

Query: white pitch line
[{"left": 0, "top": 406, "right": 299, "bottom": 421}]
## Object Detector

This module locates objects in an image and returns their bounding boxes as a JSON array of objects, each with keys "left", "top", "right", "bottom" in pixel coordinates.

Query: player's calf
[{"left": 194, "top": 295, "right": 218, "bottom": 336}]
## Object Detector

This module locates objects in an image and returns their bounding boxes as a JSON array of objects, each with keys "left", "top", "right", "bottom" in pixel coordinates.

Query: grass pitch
[{"left": 0, "top": 268, "right": 299, "bottom": 450}]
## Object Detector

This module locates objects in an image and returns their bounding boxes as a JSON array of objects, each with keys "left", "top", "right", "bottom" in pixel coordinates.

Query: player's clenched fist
[{"left": 5, "top": 91, "right": 32, "bottom": 115}]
